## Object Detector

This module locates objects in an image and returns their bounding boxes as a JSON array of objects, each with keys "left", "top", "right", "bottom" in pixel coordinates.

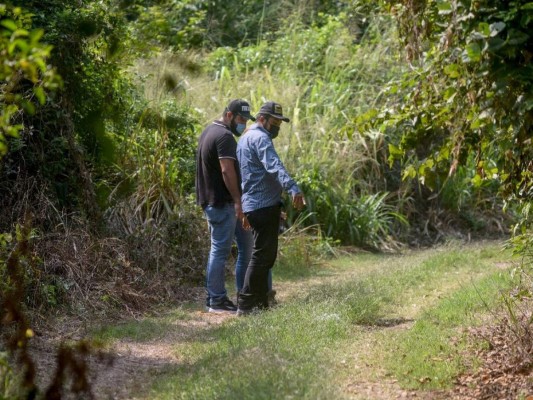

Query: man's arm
[
  {"left": 220, "top": 158, "right": 244, "bottom": 219},
  {"left": 256, "top": 136, "right": 300, "bottom": 194},
  {"left": 255, "top": 136, "right": 306, "bottom": 210}
]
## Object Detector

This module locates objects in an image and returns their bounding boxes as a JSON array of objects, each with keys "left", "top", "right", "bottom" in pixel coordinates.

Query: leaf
[
  {"left": 507, "top": 29, "right": 529, "bottom": 45},
  {"left": 29, "top": 28, "right": 44, "bottom": 44},
  {"left": 444, "top": 64, "right": 460, "bottom": 78},
  {"left": 402, "top": 164, "right": 417, "bottom": 180},
  {"left": 487, "top": 37, "right": 506, "bottom": 52},
  {"left": 21, "top": 100, "right": 35, "bottom": 115},
  {"left": 477, "top": 22, "right": 490, "bottom": 38},
  {"left": 34, "top": 86, "right": 45, "bottom": 105},
  {"left": 470, "top": 118, "right": 482, "bottom": 129},
  {"left": 471, "top": 174, "right": 483, "bottom": 187},
  {"left": 7, "top": 40, "right": 16, "bottom": 55},
  {"left": 462, "top": 42, "right": 481, "bottom": 63},
  {"left": 0, "top": 19, "right": 17, "bottom": 31},
  {"left": 521, "top": 3, "right": 533, "bottom": 9},
  {"left": 14, "top": 38, "right": 29, "bottom": 52},
  {"left": 438, "top": 1, "right": 453, "bottom": 15},
  {"left": 444, "top": 88, "right": 457, "bottom": 103},
  {"left": 489, "top": 22, "right": 506, "bottom": 37},
  {"left": 388, "top": 143, "right": 403, "bottom": 157},
  {"left": 12, "top": 28, "right": 28, "bottom": 37}
]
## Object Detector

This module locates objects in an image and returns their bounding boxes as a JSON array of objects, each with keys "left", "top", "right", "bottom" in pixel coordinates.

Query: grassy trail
[{"left": 91, "top": 240, "right": 515, "bottom": 399}]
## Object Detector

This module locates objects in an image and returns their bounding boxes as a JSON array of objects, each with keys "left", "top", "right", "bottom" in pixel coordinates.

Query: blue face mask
[
  {"left": 236, "top": 123, "right": 246, "bottom": 135},
  {"left": 230, "top": 116, "right": 246, "bottom": 137}
]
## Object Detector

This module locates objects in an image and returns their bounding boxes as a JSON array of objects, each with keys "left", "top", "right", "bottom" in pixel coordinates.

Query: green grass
[
  {"left": 150, "top": 300, "right": 352, "bottom": 400},
  {"left": 381, "top": 270, "right": 515, "bottom": 389},
  {"left": 87, "top": 242, "right": 514, "bottom": 399},
  {"left": 139, "top": 242, "right": 513, "bottom": 399}
]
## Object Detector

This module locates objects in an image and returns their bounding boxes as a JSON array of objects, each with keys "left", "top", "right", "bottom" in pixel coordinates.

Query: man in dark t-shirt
[{"left": 196, "top": 99, "right": 255, "bottom": 312}]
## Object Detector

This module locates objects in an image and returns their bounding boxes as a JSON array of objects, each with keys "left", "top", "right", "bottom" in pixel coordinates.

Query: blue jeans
[
  {"left": 204, "top": 204, "right": 272, "bottom": 306},
  {"left": 204, "top": 204, "right": 236, "bottom": 306},
  {"left": 235, "top": 220, "right": 253, "bottom": 293}
]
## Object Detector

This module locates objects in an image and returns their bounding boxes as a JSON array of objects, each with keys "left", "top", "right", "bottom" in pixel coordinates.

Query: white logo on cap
[{"left": 242, "top": 106, "right": 250, "bottom": 112}]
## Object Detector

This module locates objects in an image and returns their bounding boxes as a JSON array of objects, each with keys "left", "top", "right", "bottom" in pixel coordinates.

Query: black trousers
[{"left": 239, "top": 205, "right": 281, "bottom": 309}]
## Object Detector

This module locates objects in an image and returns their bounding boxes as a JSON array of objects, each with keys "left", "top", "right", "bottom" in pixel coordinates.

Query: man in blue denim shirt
[
  {"left": 196, "top": 99, "right": 255, "bottom": 313},
  {"left": 236, "top": 101, "right": 305, "bottom": 314}
]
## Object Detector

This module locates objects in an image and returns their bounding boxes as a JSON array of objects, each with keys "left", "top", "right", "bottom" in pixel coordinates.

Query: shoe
[
  {"left": 208, "top": 298, "right": 237, "bottom": 313},
  {"left": 267, "top": 290, "right": 278, "bottom": 306},
  {"left": 236, "top": 307, "right": 253, "bottom": 316}
]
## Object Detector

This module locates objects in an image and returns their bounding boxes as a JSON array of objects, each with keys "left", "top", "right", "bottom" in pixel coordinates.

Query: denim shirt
[{"left": 237, "top": 123, "right": 300, "bottom": 213}]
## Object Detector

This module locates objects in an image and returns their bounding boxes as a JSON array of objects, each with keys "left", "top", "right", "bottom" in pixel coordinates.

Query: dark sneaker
[
  {"left": 208, "top": 298, "right": 237, "bottom": 313},
  {"left": 267, "top": 290, "right": 278, "bottom": 306},
  {"left": 236, "top": 307, "right": 253, "bottom": 316}
]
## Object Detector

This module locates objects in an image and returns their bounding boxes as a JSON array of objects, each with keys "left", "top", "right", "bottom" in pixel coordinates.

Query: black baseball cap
[
  {"left": 258, "top": 101, "right": 290, "bottom": 122},
  {"left": 227, "top": 99, "right": 255, "bottom": 121}
]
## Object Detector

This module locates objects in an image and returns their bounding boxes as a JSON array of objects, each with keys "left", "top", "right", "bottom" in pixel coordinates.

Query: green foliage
[
  {"left": 275, "top": 216, "right": 338, "bottom": 280},
  {"left": 0, "top": 0, "right": 133, "bottom": 222},
  {"left": 0, "top": 351, "right": 19, "bottom": 399},
  {"left": 507, "top": 201, "right": 533, "bottom": 268},
  {"left": 296, "top": 166, "right": 407, "bottom": 247},
  {"left": 0, "top": 4, "right": 61, "bottom": 158},
  {"left": 110, "top": 99, "right": 201, "bottom": 217},
  {"left": 178, "top": 7, "right": 409, "bottom": 247},
  {"left": 207, "top": 14, "right": 347, "bottom": 74},
  {"left": 125, "top": 0, "right": 207, "bottom": 50},
  {"left": 380, "top": 0, "right": 532, "bottom": 211},
  {"left": 0, "top": 225, "right": 64, "bottom": 311},
  {"left": 126, "top": 0, "right": 352, "bottom": 50}
]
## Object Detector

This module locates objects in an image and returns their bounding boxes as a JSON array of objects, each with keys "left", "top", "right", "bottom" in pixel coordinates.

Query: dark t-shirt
[{"left": 195, "top": 121, "right": 240, "bottom": 208}]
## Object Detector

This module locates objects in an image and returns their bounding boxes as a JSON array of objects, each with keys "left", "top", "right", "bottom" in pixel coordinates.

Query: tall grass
[{"left": 133, "top": 11, "right": 408, "bottom": 248}]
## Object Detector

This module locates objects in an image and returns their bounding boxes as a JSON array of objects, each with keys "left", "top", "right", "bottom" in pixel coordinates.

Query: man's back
[{"left": 195, "top": 121, "right": 238, "bottom": 208}]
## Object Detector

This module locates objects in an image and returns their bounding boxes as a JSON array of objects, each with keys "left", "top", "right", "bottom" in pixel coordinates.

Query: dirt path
[{"left": 29, "top": 245, "right": 514, "bottom": 399}]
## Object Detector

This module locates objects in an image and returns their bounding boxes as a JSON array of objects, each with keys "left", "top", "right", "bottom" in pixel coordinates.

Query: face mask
[
  {"left": 268, "top": 125, "right": 280, "bottom": 139},
  {"left": 230, "top": 116, "right": 246, "bottom": 137},
  {"left": 235, "top": 123, "right": 246, "bottom": 135}
]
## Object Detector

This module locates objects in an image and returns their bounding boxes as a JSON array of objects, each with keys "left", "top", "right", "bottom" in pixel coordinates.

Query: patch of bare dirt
[
  {"left": 29, "top": 307, "right": 236, "bottom": 399},
  {"left": 22, "top": 286, "right": 236, "bottom": 399},
  {"left": 343, "top": 380, "right": 447, "bottom": 400}
]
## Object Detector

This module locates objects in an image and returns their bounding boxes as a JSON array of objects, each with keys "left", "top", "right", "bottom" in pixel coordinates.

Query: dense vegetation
[{"left": 0, "top": 0, "right": 531, "bottom": 379}]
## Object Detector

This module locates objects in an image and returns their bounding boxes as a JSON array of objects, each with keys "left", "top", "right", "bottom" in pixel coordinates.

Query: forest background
[{"left": 0, "top": 0, "right": 531, "bottom": 392}]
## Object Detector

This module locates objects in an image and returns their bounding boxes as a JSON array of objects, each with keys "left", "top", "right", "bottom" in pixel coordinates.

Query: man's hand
[
  {"left": 234, "top": 202, "right": 244, "bottom": 220},
  {"left": 241, "top": 214, "right": 251, "bottom": 230},
  {"left": 292, "top": 193, "right": 306, "bottom": 211},
  {"left": 235, "top": 203, "right": 251, "bottom": 230}
]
